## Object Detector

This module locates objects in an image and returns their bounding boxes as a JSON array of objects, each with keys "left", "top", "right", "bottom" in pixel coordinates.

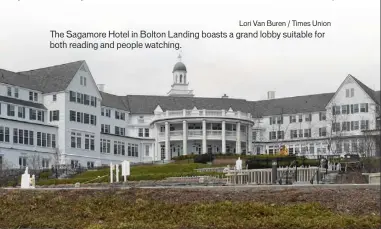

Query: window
[
  {"left": 252, "top": 131, "right": 257, "bottom": 141},
  {"left": 115, "top": 111, "right": 120, "bottom": 119},
  {"left": 83, "top": 113, "right": 89, "bottom": 124},
  {"left": 351, "top": 140, "right": 358, "bottom": 152},
  {"left": 120, "top": 128, "right": 125, "bottom": 136},
  {"left": 14, "top": 88, "right": 19, "bottom": 98},
  {"left": 351, "top": 104, "right": 359, "bottom": 113},
  {"left": 76, "top": 112, "right": 82, "bottom": 123},
  {"left": 29, "top": 91, "right": 33, "bottom": 101},
  {"left": 18, "top": 129, "right": 23, "bottom": 144},
  {"left": 129, "top": 143, "right": 139, "bottom": 157},
  {"left": 37, "top": 132, "right": 41, "bottom": 146},
  {"left": 360, "top": 103, "right": 368, "bottom": 113},
  {"left": 28, "top": 109, "right": 35, "bottom": 120},
  {"left": 70, "top": 91, "right": 76, "bottom": 102},
  {"left": 290, "top": 130, "right": 298, "bottom": 139},
  {"left": 71, "top": 132, "right": 82, "bottom": 149},
  {"left": 102, "top": 124, "right": 110, "bottom": 134},
  {"left": 277, "top": 131, "right": 284, "bottom": 139},
  {"left": 87, "top": 161, "right": 94, "bottom": 168},
  {"left": 332, "top": 106, "right": 340, "bottom": 115},
  {"left": 269, "top": 131, "right": 276, "bottom": 140},
  {"left": 19, "top": 157, "right": 27, "bottom": 168},
  {"left": 298, "top": 115, "right": 303, "bottom": 122},
  {"left": 298, "top": 129, "right": 303, "bottom": 138},
  {"left": 332, "top": 123, "right": 341, "bottom": 132},
  {"left": 144, "top": 128, "right": 149, "bottom": 137},
  {"left": 309, "top": 144, "right": 315, "bottom": 154},
  {"left": 289, "top": 115, "right": 296, "bottom": 123},
  {"left": 139, "top": 128, "right": 143, "bottom": 137},
  {"left": 114, "top": 141, "right": 125, "bottom": 155},
  {"left": 101, "top": 108, "right": 105, "bottom": 116},
  {"left": 71, "top": 160, "right": 79, "bottom": 169},
  {"left": 319, "top": 112, "right": 326, "bottom": 121},
  {"left": 0, "top": 126, "right": 9, "bottom": 143},
  {"left": 33, "top": 92, "right": 38, "bottom": 102},
  {"left": 13, "top": 128, "right": 18, "bottom": 143},
  {"left": 100, "top": 139, "right": 111, "bottom": 154},
  {"left": 53, "top": 94, "right": 57, "bottom": 101},
  {"left": 121, "top": 112, "right": 125, "bottom": 120},
  {"left": 50, "top": 110, "right": 59, "bottom": 121},
  {"left": 304, "top": 129, "right": 311, "bottom": 138},
  {"left": 105, "top": 109, "right": 111, "bottom": 117},
  {"left": 7, "top": 87, "right": 12, "bottom": 96},
  {"left": 42, "top": 159, "right": 49, "bottom": 169},
  {"left": 305, "top": 114, "right": 312, "bottom": 122},
  {"left": 277, "top": 116, "right": 283, "bottom": 124},
  {"left": 47, "top": 134, "right": 51, "bottom": 147},
  {"left": 80, "top": 76, "right": 83, "bottom": 85},
  {"left": 18, "top": 107, "right": 25, "bottom": 118},
  {"left": 344, "top": 141, "right": 350, "bottom": 152},
  {"left": 84, "top": 95, "right": 90, "bottom": 105},
  {"left": 351, "top": 121, "right": 359, "bottom": 130},
  {"left": 350, "top": 88, "right": 354, "bottom": 97},
  {"left": 342, "top": 122, "right": 350, "bottom": 131},
  {"left": 29, "top": 131, "right": 34, "bottom": 145},
  {"left": 85, "top": 134, "right": 90, "bottom": 150},
  {"left": 37, "top": 110, "right": 44, "bottom": 122},
  {"left": 341, "top": 105, "right": 349, "bottom": 114},
  {"left": 84, "top": 77, "right": 87, "bottom": 86},
  {"left": 91, "top": 96, "right": 96, "bottom": 107},
  {"left": 145, "top": 145, "right": 150, "bottom": 156},
  {"left": 115, "top": 127, "right": 120, "bottom": 135},
  {"left": 360, "top": 120, "right": 369, "bottom": 130},
  {"left": 319, "top": 127, "right": 326, "bottom": 137},
  {"left": 52, "top": 134, "right": 56, "bottom": 148},
  {"left": 7, "top": 104, "right": 15, "bottom": 116},
  {"left": 42, "top": 133, "right": 47, "bottom": 147}
]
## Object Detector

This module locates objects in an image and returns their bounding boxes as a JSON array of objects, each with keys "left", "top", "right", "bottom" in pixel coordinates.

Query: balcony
[
  {"left": 158, "top": 130, "right": 247, "bottom": 141},
  {"left": 152, "top": 109, "right": 253, "bottom": 123}
]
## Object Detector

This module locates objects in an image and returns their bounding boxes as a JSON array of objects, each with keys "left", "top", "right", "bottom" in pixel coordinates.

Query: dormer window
[
  {"left": 14, "top": 88, "right": 19, "bottom": 98},
  {"left": 7, "top": 87, "right": 11, "bottom": 96}
]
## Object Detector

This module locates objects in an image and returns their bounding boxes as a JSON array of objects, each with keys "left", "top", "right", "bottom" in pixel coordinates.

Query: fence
[{"left": 225, "top": 166, "right": 325, "bottom": 185}]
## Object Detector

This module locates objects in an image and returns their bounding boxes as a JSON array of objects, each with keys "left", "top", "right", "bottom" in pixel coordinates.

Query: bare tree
[
  {"left": 51, "top": 148, "right": 63, "bottom": 168},
  {"left": 27, "top": 153, "right": 42, "bottom": 170}
]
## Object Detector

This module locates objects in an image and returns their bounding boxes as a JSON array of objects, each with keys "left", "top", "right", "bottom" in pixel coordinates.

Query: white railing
[
  {"left": 153, "top": 109, "right": 252, "bottom": 121},
  {"left": 170, "top": 131, "right": 183, "bottom": 137},
  {"left": 206, "top": 130, "right": 222, "bottom": 136},
  {"left": 188, "top": 130, "right": 202, "bottom": 137},
  {"left": 226, "top": 131, "right": 236, "bottom": 136}
]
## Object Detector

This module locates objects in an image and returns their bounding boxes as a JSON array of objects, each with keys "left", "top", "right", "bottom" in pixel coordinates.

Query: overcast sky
[{"left": 0, "top": 0, "right": 379, "bottom": 101}]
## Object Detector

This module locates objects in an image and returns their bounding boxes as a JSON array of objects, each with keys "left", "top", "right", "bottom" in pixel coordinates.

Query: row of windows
[
  {"left": 101, "top": 124, "right": 125, "bottom": 136},
  {"left": 70, "top": 132, "right": 95, "bottom": 151},
  {"left": 100, "top": 138, "right": 139, "bottom": 157},
  {"left": 18, "top": 156, "right": 50, "bottom": 169},
  {"left": 270, "top": 112, "right": 326, "bottom": 125},
  {"left": 138, "top": 128, "right": 150, "bottom": 137},
  {"left": 3, "top": 127, "right": 56, "bottom": 148},
  {"left": 69, "top": 110, "right": 97, "bottom": 126},
  {"left": 69, "top": 91, "right": 97, "bottom": 107},
  {"left": 332, "top": 120, "right": 369, "bottom": 132},
  {"left": 101, "top": 108, "right": 126, "bottom": 120},
  {"left": 332, "top": 103, "right": 368, "bottom": 115},
  {"left": 0, "top": 103, "right": 45, "bottom": 122}
]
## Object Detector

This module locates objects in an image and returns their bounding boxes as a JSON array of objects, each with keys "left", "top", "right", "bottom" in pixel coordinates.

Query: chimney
[
  {"left": 267, "top": 91, "right": 275, "bottom": 100},
  {"left": 222, "top": 94, "right": 229, "bottom": 98},
  {"left": 97, "top": 84, "right": 105, "bottom": 92}
]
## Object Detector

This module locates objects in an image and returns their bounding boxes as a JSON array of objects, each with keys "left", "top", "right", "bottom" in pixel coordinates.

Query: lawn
[
  {"left": 0, "top": 188, "right": 379, "bottom": 229},
  {"left": 37, "top": 162, "right": 223, "bottom": 185}
]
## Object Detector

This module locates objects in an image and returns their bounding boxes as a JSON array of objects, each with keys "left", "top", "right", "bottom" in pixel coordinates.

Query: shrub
[{"left": 194, "top": 153, "right": 215, "bottom": 164}]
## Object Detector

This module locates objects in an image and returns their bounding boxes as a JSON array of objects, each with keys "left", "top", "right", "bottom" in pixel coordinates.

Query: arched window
[{"left": 180, "top": 74, "right": 183, "bottom": 83}]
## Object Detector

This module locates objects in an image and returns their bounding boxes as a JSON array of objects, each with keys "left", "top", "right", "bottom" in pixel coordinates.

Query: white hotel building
[{"left": 0, "top": 59, "right": 379, "bottom": 168}]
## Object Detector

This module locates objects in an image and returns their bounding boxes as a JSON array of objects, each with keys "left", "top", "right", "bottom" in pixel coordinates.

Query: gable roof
[
  {"left": 17, "top": 60, "right": 84, "bottom": 93},
  {"left": 351, "top": 75, "right": 380, "bottom": 104},
  {"left": 0, "top": 95, "right": 47, "bottom": 110}
]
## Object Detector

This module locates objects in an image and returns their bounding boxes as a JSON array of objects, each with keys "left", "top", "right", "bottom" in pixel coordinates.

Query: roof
[
  {"left": 17, "top": 61, "right": 84, "bottom": 93},
  {"left": 100, "top": 91, "right": 129, "bottom": 111},
  {"left": 250, "top": 93, "right": 334, "bottom": 117},
  {"left": 0, "top": 95, "right": 47, "bottom": 110},
  {"left": 173, "top": 62, "right": 187, "bottom": 72},
  {"left": 0, "top": 69, "right": 42, "bottom": 91},
  {"left": 351, "top": 75, "right": 380, "bottom": 105}
]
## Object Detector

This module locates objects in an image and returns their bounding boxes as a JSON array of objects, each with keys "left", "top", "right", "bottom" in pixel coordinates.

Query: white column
[
  {"left": 222, "top": 121, "right": 226, "bottom": 154},
  {"left": 165, "top": 122, "right": 170, "bottom": 160},
  {"left": 155, "top": 123, "right": 159, "bottom": 161},
  {"left": 183, "top": 120, "right": 187, "bottom": 155},
  {"left": 236, "top": 122, "right": 241, "bottom": 154},
  {"left": 202, "top": 120, "right": 207, "bottom": 153},
  {"left": 248, "top": 124, "right": 253, "bottom": 154}
]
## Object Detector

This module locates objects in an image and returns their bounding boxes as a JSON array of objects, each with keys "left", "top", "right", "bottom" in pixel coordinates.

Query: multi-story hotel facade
[{"left": 0, "top": 59, "right": 379, "bottom": 168}]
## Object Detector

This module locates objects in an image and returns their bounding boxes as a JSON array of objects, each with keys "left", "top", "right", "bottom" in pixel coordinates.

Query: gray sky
[{"left": 0, "top": 0, "right": 379, "bottom": 101}]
